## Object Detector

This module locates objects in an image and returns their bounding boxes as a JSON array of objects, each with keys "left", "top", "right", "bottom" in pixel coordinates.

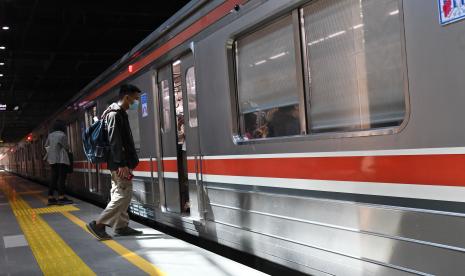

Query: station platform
[{"left": 0, "top": 173, "right": 268, "bottom": 276}]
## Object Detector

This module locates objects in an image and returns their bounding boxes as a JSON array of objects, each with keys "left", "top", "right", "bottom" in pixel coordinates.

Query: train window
[
  {"left": 186, "top": 67, "right": 198, "bottom": 128},
  {"left": 27, "top": 144, "right": 32, "bottom": 161},
  {"left": 67, "top": 124, "right": 74, "bottom": 153},
  {"left": 160, "top": 80, "right": 171, "bottom": 132},
  {"left": 85, "top": 105, "right": 98, "bottom": 128},
  {"left": 235, "top": 14, "right": 303, "bottom": 139},
  {"left": 302, "top": 0, "right": 406, "bottom": 133}
]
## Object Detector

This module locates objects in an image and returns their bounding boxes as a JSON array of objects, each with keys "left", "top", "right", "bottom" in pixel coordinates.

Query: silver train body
[{"left": 2, "top": 0, "right": 465, "bottom": 275}]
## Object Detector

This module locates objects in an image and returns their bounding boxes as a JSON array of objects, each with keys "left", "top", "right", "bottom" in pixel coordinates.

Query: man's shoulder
[{"left": 105, "top": 105, "right": 124, "bottom": 119}]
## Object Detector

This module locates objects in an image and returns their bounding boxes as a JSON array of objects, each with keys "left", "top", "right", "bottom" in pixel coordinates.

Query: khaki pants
[{"left": 97, "top": 171, "right": 132, "bottom": 229}]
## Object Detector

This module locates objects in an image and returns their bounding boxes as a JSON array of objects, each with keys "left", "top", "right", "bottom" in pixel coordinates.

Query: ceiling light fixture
[
  {"left": 2, "top": 26, "right": 9, "bottom": 30},
  {"left": 0, "top": 74, "right": 3, "bottom": 77},
  {"left": 0, "top": 46, "right": 5, "bottom": 50},
  {"left": 0, "top": 63, "right": 4, "bottom": 66}
]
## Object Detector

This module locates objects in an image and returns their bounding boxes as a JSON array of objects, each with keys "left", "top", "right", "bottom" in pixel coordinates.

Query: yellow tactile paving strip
[
  {"left": 0, "top": 182, "right": 95, "bottom": 276},
  {"left": 62, "top": 211, "right": 166, "bottom": 276},
  {"left": 13, "top": 205, "right": 80, "bottom": 216},
  {"left": 32, "top": 187, "right": 166, "bottom": 275},
  {"left": 1, "top": 176, "right": 166, "bottom": 276}
]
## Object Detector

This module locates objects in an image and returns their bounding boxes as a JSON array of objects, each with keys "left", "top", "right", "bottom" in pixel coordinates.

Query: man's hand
[{"left": 117, "top": 167, "right": 130, "bottom": 179}]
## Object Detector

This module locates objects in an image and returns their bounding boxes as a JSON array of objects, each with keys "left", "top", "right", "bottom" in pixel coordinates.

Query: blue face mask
[{"left": 129, "top": 99, "right": 139, "bottom": 110}]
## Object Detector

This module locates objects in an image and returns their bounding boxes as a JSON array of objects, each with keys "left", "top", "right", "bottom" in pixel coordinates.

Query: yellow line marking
[
  {"left": 33, "top": 205, "right": 80, "bottom": 214},
  {"left": 0, "top": 182, "right": 95, "bottom": 276},
  {"left": 32, "top": 191, "right": 166, "bottom": 275},
  {"left": 62, "top": 212, "right": 166, "bottom": 276},
  {"left": 10, "top": 176, "right": 166, "bottom": 276}
]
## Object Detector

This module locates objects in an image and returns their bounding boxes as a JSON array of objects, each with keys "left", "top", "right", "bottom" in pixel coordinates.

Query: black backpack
[{"left": 82, "top": 109, "right": 118, "bottom": 163}]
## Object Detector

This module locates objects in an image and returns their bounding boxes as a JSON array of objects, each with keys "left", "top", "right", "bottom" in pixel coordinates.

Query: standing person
[
  {"left": 86, "top": 84, "right": 143, "bottom": 240},
  {"left": 44, "top": 120, "right": 74, "bottom": 205}
]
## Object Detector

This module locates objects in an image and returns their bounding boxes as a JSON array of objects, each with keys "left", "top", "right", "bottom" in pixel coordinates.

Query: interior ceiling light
[
  {"left": 13, "top": 106, "right": 19, "bottom": 111},
  {"left": 0, "top": 74, "right": 3, "bottom": 77},
  {"left": 2, "top": 26, "right": 9, "bottom": 30},
  {"left": 0, "top": 63, "right": 4, "bottom": 66},
  {"left": 0, "top": 46, "right": 5, "bottom": 50}
]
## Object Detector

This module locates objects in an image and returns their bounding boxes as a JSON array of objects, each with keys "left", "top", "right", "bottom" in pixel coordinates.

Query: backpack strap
[{"left": 100, "top": 108, "right": 120, "bottom": 120}]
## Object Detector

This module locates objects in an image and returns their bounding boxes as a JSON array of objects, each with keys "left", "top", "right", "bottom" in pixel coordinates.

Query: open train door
[
  {"left": 156, "top": 52, "right": 204, "bottom": 218},
  {"left": 179, "top": 51, "right": 205, "bottom": 220},
  {"left": 156, "top": 63, "right": 181, "bottom": 213}
]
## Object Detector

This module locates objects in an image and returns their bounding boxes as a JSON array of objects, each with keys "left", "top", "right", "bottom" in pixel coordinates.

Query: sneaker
[
  {"left": 47, "top": 198, "right": 58, "bottom": 205},
  {"left": 86, "top": 221, "right": 112, "bottom": 241},
  {"left": 58, "top": 197, "right": 74, "bottom": 205},
  {"left": 114, "top": 226, "right": 143, "bottom": 236}
]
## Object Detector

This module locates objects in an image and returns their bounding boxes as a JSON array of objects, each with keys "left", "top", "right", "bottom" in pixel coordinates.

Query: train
[{"left": 2, "top": 0, "right": 465, "bottom": 275}]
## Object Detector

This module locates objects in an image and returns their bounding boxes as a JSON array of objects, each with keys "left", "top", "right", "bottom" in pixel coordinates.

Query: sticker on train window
[
  {"left": 439, "top": 0, "right": 465, "bottom": 25},
  {"left": 141, "top": 93, "right": 148, "bottom": 117}
]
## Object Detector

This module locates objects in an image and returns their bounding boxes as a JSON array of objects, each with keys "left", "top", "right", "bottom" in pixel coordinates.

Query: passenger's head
[
  {"left": 52, "top": 120, "right": 66, "bottom": 133},
  {"left": 118, "top": 84, "right": 141, "bottom": 110},
  {"left": 244, "top": 113, "right": 258, "bottom": 133}
]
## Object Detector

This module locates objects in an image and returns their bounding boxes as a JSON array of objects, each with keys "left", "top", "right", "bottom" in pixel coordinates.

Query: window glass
[
  {"left": 160, "top": 80, "right": 171, "bottom": 132},
  {"left": 236, "top": 15, "right": 302, "bottom": 139},
  {"left": 303, "top": 0, "right": 405, "bottom": 133},
  {"left": 186, "top": 67, "right": 198, "bottom": 128}
]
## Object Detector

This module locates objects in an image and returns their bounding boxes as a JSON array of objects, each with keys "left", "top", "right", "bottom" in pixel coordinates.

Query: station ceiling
[{"left": 0, "top": 0, "right": 190, "bottom": 144}]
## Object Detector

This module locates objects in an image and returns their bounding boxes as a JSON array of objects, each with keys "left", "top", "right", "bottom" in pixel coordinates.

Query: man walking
[{"left": 86, "top": 84, "right": 143, "bottom": 240}]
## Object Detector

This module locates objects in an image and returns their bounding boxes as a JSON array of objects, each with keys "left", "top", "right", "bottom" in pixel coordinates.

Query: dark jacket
[{"left": 104, "top": 103, "right": 139, "bottom": 171}]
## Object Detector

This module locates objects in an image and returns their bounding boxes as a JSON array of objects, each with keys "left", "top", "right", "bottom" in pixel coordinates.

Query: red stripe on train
[
  {"left": 77, "top": 154, "right": 465, "bottom": 187},
  {"left": 83, "top": 0, "right": 247, "bottom": 102},
  {"left": 190, "top": 155, "right": 465, "bottom": 187}
]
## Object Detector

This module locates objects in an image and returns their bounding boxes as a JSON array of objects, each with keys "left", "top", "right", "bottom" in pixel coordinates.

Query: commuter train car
[{"left": 5, "top": 0, "right": 465, "bottom": 275}]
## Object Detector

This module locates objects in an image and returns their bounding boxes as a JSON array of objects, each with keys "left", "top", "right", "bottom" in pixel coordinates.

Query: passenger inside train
[{"left": 243, "top": 104, "right": 301, "bottom": 139}]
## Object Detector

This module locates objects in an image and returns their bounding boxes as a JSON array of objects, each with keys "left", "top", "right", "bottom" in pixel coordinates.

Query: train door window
[
  {"left": 160, "top": 80, "right": 171, "bottom": 132},
  {"left": 302, "top": 0, "right": 406, "bottom": 133},
  {"left": 85, "top": 105, "right": 98, "bottom": 128},
  {"left": 85, "top": 105, "right": 99, "bottom": 193},
  {"left": 173, "top": 60, "right": 185, "bottom": 144},
  {"left": 67, "top": 123, "right": 75, "bottom": 154},
  {"left": 185, "top": 67, "right": 198, "bottom": 128},
  {"left": 235, "top": 14, "right": 305, "bottom": 139},
  {"left": 27, "top": 144, "right": 32, "bottom": 161}
]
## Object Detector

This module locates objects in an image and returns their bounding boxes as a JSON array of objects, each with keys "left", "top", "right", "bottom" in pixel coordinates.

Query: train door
[
  {"left": 84, "top": 105, "right": 100, "bottom": 193},
  {"left": 180, "top": 53, "right": 205, "bottom": 219},
  {"left": 155, "top": 55, "right": 192, "bottom": 214},
  {"left": 157, "top": 63, "right": 182, "bottom": 213}
]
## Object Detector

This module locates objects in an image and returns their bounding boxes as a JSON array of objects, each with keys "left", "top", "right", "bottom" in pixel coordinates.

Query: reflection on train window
[
  {"left": 186, "top": 67, "right": 198, "bottom": 128},
  {"left": 160, "top": 80, "right": 171, "bottom": 132},
  {"left": 236, "top": 14, "right": 302, "bottom": 139},
  {"left": 234, "top": 0, "right": 407, "bottom": 140},
  {"left": 302, "top": 0, "right": 405, "bottom": 133}
]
